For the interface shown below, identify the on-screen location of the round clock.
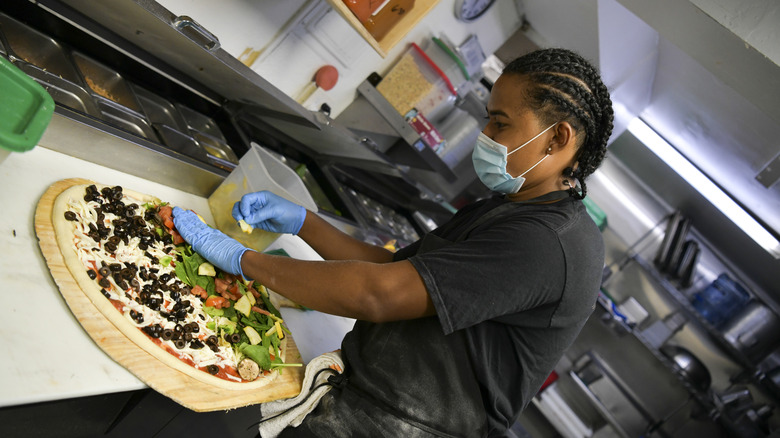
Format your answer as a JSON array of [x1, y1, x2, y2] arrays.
[[454, 0, 497, 22]]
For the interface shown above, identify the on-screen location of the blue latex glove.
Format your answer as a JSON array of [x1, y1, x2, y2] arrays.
[[231, 191, 306, 235], [172, 207, 252, 278]]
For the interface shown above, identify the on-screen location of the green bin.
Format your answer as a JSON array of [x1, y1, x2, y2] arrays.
[[0, 56, 55, 163]]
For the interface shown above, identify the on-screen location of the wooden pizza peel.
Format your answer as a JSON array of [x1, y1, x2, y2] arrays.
[[34, 178, 304, 412]]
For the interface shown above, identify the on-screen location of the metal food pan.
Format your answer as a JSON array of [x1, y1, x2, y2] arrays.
[[17, 62, 101, 118], [175, 103, 227, 141], [152, 123, 208, 162], [96, 99, 157, 141], [0, 13, 82, 83], [72, 51, 143, 114], [132, 84, 189, 132], [192, 130, 238, 167]]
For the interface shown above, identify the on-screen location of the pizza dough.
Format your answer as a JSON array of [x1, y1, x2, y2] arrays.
[[52, 183, 287, 391]]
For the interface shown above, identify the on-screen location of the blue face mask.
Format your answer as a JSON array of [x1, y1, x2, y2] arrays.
[[471, 123, 558, 194]]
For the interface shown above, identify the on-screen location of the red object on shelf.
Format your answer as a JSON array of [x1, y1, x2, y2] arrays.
[[538, 370, 559, 393], [407, 111, 445, 152]]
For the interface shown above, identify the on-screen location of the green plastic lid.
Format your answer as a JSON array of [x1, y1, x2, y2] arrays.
[[0, 56, 55, 153]]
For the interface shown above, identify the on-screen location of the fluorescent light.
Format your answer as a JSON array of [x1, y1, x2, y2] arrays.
[[627, 118, 780, 259]]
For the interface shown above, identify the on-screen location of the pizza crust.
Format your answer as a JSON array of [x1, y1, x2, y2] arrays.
[[52, 183, 285, 391]]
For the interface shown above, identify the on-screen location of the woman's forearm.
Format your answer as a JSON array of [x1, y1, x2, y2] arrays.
[[240, 251, 434, 322], [297, 210, 395, 263]]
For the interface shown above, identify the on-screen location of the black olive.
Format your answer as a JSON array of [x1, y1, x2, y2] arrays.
[[88, 231, 101, 241], [188, 322, 199, 333], [169, 291, 180, 301], [174, 339, 186, 349], [88, 223, 98, 233], [207, 365, 219, 375], [130, 279, 141, 293], [138, 242, 148, 251], [181, 286, 191, 296], [206, 335, 218, 345], [83, 194, 93, 202], [133, 216, 146, 227], [101, 187, 112, 197], [87, 184, 98, 194], [108, 236, 121, 245], [86, 269, 97, 280], [109, 263, 121, 272], [64, 211, 77, 221], [98, 266, 111, 277], [161, 329, 173, 341], [101, 289, 111, 298], [229, 333, 241, 343], [98, 278, 110, 288], [190, 340, 204, 349], [183, 332, 193, 342], [174, 324, 183, 334], [104, 242, 117, 253], [120, 268, 133, 279]]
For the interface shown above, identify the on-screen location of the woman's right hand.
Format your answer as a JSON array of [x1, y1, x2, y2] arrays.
[[231, 191, 307, 235]]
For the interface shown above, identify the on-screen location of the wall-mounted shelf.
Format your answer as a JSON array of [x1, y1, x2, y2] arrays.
[[324, 0, 441, 58], [602, 214, 780, 408]]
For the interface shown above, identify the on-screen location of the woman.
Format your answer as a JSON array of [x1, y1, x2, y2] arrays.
[[173, 47, 614, 437]]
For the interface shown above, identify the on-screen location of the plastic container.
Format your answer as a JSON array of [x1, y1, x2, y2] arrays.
[[0, 56, 54, 164], [691, 273, 751, 327], [376, 42, 456, 120], [208, 142, 317, 251]]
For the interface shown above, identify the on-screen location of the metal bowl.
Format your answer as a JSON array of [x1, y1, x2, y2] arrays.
[[661, 345, 712, 392]]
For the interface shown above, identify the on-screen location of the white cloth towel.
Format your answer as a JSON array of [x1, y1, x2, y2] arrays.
[[258, 350, 344, 438]]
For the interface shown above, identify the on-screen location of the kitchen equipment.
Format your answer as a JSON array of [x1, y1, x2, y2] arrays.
[[692, 273, 751, 327], [653, 211, 683, 271], [660, 345, 712, 392], [673, 240, 700, 288], [665, 217, 690, 274], [435, 106, 480, 168], [640, 311, 687, 349], [721, 300, 780, 362], [208, 143, 317, 251], [0, 56, 54, 164], [0, 12, 99, 118]]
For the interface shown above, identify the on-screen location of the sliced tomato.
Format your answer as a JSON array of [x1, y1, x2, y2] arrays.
[[205, 296, 229, 309], [170, 230, 185, 245], [158, 205, 173, 222], [192, 285, 208, 299], [215, 277, 229, 294]]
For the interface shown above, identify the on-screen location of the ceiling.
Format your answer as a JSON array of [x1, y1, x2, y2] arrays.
[[520, 0, 780, 242]]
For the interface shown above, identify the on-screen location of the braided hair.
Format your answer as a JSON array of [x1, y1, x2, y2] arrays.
[[503, 48, 614, 199]]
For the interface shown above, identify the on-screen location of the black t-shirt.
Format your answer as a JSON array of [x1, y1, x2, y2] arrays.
[[336, 195, 604, 436]]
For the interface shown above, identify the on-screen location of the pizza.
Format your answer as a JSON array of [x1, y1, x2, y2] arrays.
[[52, 182, 297, 390]]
